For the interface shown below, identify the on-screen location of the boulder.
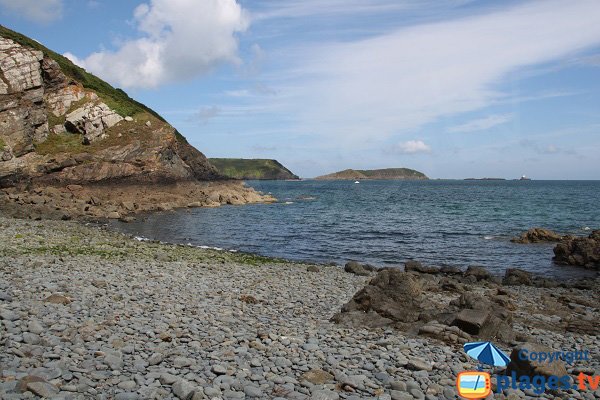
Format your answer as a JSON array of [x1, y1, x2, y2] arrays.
[[507, 343, 568, 378], [333, 269, 516, 341], [449, 292, 515, 341], [344, 261, 370, 276], [511, 228, 563, 244], [464, 266, 492, 281], [553, 231, 600, 270], [404, 260, 440, 274], [503, 268, 533, 286], [453, 309, 490, 335], [332, 269, 425, 325]]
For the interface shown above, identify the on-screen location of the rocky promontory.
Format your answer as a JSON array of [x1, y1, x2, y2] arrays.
[[315, 168, 428, 180], [209, 158, 299, 180], [0, 25, 273, 221]]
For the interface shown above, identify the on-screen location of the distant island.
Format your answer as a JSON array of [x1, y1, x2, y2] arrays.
[[315, 168, 428, 180], [464, 178, 506, 181], [209, 158, 299, 180]]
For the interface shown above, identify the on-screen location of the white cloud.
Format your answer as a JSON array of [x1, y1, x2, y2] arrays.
[[189, 106, 222, 124], [0, 0, 63, 23], [387, 140, 431, 154], [283, 0, 600, 145], [448, 113, 513, 133], [70, 0, 249, 88]]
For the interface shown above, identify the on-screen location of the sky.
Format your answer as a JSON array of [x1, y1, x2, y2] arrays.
[[1, 0, 600, 179]]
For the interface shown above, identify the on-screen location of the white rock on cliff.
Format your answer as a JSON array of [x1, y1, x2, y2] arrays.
[[0, 38, 43, 94], [65, 102, 123, 144]]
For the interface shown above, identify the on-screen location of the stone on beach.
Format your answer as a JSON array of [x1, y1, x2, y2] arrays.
[[344, 261, 371, 276]]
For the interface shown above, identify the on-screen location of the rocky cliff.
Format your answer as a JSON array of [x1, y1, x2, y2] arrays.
[[209, 158, 299, 180], [0, 26, 273, 220], [315, 168, 428, 180]]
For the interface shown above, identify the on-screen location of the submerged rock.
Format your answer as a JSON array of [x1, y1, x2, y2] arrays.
[[511, 228, 563, 244]]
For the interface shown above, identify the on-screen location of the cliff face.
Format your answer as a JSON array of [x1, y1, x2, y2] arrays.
[[315, 168, 428, 180], [0, 26, 274, 220], [209, 158, 299, 180], [0, 27, 221, 188]]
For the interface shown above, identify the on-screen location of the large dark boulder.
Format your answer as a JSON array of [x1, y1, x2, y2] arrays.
[[511, 228, 563, 244], [450, 292, 515, 342], [332, 269, 515, 342], [336, 270, 425, 323], [553, 231, 600, 270], [507, 343, 568, 378]]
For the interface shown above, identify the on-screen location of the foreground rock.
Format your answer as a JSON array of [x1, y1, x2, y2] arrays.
[[553, 230, 600, 270], [511, 228, 563, 244], [508, 343, 569, 378], [332, 267, 516, 343]]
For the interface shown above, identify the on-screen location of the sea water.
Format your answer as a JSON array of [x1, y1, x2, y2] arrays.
[[114, 180, 600, 278]]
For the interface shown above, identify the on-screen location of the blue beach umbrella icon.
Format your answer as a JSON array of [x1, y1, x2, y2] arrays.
[[464, 341, 511, 368]]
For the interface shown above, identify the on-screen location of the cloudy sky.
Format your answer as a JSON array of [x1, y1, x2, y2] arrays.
[[2, 0, 600, 179]]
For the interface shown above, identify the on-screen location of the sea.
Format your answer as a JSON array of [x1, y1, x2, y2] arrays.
[[113, 180, 600, 278]]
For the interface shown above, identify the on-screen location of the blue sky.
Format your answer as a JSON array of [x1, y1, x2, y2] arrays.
[[2, 0, 600, 179]]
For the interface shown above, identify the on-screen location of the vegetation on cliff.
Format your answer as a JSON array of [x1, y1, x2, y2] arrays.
[[209, 158, 299, 180], [0, 26, 220, 187], [315, 168, 428, 180]]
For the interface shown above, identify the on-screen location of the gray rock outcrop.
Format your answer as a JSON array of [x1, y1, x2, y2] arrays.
[[553, 230, 600, 270]]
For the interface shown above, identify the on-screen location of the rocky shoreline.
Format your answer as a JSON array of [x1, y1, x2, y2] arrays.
[[0, 217, 598, 400], [0, 181, 276, 222]]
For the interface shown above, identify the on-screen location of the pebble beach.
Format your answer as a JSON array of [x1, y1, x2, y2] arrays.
[[0, 217, 598, 400]]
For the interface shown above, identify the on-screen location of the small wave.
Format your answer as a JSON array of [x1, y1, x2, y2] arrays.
[[283, 201, 294, 205], [484, 236, 494, 240], [134, 236, 149, 242], [582, 227, 591, 231], [298, 196, 316, 201]]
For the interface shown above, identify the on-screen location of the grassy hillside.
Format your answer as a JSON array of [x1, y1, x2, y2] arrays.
[[316, 168, 428, 180], [357, 168, 427, 180], [209, 158, 299, 180], [0, 24, 187, 144]]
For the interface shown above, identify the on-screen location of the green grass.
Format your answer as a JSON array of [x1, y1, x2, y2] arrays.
[[209, 158, 299, 180], [0, 137, 5, 150], [0, 24, 187, 144], [357, 168, 428, 179], [35, 133, 85, 155]]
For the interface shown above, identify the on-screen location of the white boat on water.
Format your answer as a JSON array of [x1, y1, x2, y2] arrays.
[[354, 181, 360, 184]]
